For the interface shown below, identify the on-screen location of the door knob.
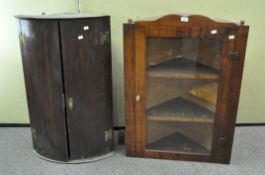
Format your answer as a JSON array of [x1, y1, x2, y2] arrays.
[[136, 95, 141, 102]]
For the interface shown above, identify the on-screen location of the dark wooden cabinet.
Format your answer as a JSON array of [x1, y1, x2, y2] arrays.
[[16, 14, 113, 162], [124, 14, 249, 163]]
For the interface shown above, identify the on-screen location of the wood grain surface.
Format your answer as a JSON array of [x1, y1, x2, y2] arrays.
[[124, 14, 249, 163]]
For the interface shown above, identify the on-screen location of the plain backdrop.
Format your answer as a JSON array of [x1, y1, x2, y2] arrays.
[[0, 0, 264, 126]]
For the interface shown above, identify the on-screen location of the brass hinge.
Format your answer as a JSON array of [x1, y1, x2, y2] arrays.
[[228, 51, 240, 60], [100, 31, 110, 45], [218, 136, 227, 145], [104, 129, 112, 142], [95, 31, 110, 45], [19, 33, 25, 45]]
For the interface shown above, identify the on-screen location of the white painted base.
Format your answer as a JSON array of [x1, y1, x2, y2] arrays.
[[33, 150, 114, 164]]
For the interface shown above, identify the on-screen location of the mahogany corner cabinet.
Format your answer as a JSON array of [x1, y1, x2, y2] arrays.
[[124, 14, 249, 164], [16, 13, 113, 163]]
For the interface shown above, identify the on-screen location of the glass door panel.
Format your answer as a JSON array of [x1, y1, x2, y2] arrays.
[[145, 37, 223, 155]]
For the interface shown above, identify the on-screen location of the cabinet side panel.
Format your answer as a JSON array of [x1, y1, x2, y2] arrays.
[[212, 26, 249, 163], [124, 24, 136, 156], [19, 20, 68, 161], [60, 17, 113, 160], [222, 26, 249, 163]]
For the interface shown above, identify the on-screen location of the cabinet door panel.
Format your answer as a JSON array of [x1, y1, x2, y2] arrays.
[[60, 17, 113, 159], [134, 24, 235, 162], [125, 15, 248, 163], [145, 37, 223, 156], [19, 20, 68, 161]]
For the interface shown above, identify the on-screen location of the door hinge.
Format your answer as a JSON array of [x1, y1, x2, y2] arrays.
[[19, 33, 25, 45], [218, 136, 227, 145], [228, 51, 240, 60], [104, 129, 113, 142]]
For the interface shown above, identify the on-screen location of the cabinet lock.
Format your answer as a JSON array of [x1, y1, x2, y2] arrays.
[[68, 97, 74, 110]]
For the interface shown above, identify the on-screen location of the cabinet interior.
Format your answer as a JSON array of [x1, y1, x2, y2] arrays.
[[145, 37, 222, 155]]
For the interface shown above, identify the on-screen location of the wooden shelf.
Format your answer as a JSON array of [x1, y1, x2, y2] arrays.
[[147, 58, 219, 80], [147, 97, 215, 123], [146, 131, 210, 155], [189, 82, 218, 106]]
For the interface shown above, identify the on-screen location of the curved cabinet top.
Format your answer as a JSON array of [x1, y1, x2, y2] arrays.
[[124, 14, 248, 40], [15, 12, 109, 21], [126, 13, 246, 28]]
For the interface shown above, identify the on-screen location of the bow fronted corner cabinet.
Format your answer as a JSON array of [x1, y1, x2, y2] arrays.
[[16, 13, 113, 163], [124, 14, 249, 164]]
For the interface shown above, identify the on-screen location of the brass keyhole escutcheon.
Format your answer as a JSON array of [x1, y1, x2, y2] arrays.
[[68, 97, 73, 110]]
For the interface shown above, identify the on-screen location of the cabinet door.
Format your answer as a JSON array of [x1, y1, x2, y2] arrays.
[[134, 23, 239, 163], [19, 20, 68, 161], [60, 17, 113, 159]]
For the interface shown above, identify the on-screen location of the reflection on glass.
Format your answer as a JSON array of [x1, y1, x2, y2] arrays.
[[145, 37, 223, 155]]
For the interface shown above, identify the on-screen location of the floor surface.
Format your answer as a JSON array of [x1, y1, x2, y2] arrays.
[[0, 127, 264, 175]]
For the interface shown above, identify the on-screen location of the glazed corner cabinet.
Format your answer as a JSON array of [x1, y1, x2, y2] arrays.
[[16, 14, 113, 163], [124, 14, 249, 163]]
